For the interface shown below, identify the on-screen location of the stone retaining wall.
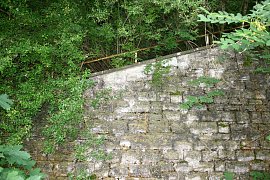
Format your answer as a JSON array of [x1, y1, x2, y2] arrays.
[[27, 47, 270, 179]]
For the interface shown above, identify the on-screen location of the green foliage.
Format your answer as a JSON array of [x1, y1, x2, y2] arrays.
[[42, 71, 92, 154], [83, 0, 202, 59], [180, 76, 224, 110], [90, 88, 117, 109], [0, 94, 13, 111], [68, 169, 97, 180], [223, 171, 234, 180], [0, 145, 46, 180], [0, 0, 92, 150], [266, 135, 270, 141], [223, 171, 270, 180], [144, 59, 171, 88], [198, 0, 270, 72], [180, 90, 224, 110], [250, 171, 270, 180], [75, 132, 112, 162], [0, 0, 203, 150]]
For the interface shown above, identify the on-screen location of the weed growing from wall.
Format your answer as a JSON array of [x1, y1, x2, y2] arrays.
[[180, 76, 224, 110], [223, 171, 270, 180], [144, 58, 171, 88], [75, 132, 112, 162], [90, 88, 116, 109]]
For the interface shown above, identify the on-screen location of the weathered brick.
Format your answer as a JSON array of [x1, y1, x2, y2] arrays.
[[226, 162, 249, 173], [236, 150, 255, 161], [201, 150, 218, 162], [121, 150, 141, 165], [256, 150, 270, 160], [218, 122, 230, 133]]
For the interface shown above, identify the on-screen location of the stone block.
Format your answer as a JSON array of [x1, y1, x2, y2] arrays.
[[240, 140, 261, 150], [260, 140, 270, 150], [148, 113, 162, 121], [158, 161, 175, 172], [197, 111, 219, 121], [150, 102, 163, 113], [141, 150, 162, 164], [219, 112, 235, 122], [120, 140, 131, 150], [174, 141, 193, 152], [214, 161, 225, 171], [208, 68, 224, 79], [170, 121, 188, 134], [256, 150, 270, 160], [163, 150, 180, 161], [177, 54, 191, 70], [111, 120, 129, 136], [208, 172, 224, 180], [193, 162, 214, 172], [251, 112, 263, 123], [236, 150, 255, 161], [121, 150, 141, 165], [225, 162, 249, 173], [248, 99, 263, 105], [162, 103, 180, 111], [184, 173, 208, 180], [109, 165, 129, 178], [218, 150, 236, 160], [170, 95, 182, 103], [148, 119, 170, 133], [162, 172, 181, 180], [212, 133, 231, 140], [174, 162, 192, 173], [201, 150, 218, 162], [250, 161, 268, 171], [128, 119, 148, 134], [189, 122, 217, 135], [235, 112, 250, 124], [184, 150, 202, 167], [129, 165, 151, 177], [132, 101, 151, 113], [163, 111, 180, 121], [218, 122, 230, 133]]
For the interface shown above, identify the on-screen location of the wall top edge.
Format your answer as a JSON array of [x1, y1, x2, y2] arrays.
[[90, 45, 218, 77]]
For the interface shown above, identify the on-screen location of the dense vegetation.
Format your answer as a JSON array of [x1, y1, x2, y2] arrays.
[[0, 0, 264, 158]]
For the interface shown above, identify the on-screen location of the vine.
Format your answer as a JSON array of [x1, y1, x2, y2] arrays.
[[144, 58, 171, 88]]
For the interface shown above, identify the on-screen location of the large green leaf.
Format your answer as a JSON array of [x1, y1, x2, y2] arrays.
[[266, 39, 270, 46], [0, 94, 13, 110], [6, 170, 24, 180]]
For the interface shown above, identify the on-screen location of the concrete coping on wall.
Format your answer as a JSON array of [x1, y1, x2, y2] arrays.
[[90, 45, 217, 77]]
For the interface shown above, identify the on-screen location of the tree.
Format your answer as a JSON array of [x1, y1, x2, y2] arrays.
[[199, 0, 270, 72]]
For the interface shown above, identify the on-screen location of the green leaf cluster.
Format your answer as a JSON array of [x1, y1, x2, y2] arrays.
[[223, 171, 234, 180], [180, 77, 224, 110], [250, 171, 270, 180], [0, 145, 46, 179], [180, 90, 224, 110], [188, 76, 221, 87]]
